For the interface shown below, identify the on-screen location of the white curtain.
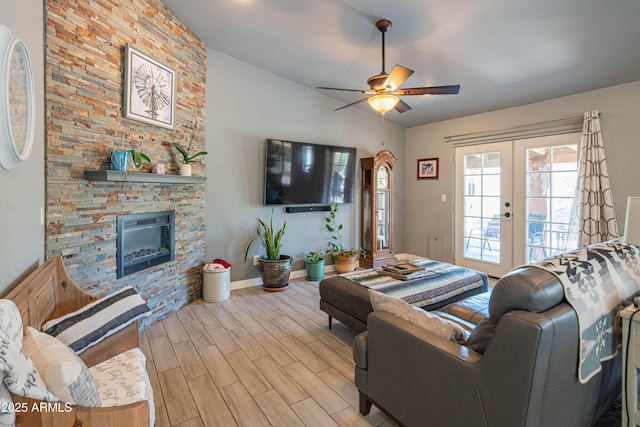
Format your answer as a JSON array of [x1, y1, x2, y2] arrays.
[[567, 110, 619, 247]]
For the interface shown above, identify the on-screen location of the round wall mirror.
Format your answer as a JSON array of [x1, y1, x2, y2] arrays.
[[0, 25, 35, 171]]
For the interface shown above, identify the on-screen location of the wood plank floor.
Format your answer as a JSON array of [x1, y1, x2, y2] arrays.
[[139, 276, 397, 427]]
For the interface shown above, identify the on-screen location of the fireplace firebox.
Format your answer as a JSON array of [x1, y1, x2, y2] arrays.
[[117, 211, 175, 278]]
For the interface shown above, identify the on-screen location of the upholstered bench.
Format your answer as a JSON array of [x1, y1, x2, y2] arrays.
[[319, 259, 489, 333]]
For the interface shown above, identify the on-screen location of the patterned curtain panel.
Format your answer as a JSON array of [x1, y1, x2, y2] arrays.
[[567, 110, 619, 247]]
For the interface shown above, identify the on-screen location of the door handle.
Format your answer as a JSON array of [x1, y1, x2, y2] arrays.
[[504, 212, 511, 218]]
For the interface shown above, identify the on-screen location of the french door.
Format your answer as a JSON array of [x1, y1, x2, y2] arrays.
[[454, 142, 513, 277], [454, 134, 580, 277]]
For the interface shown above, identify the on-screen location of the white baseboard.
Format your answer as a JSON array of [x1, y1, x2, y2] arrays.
[[229, 253, 421, 290]]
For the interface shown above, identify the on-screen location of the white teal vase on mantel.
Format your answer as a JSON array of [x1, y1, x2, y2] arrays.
[[179, 164, 192, 176]]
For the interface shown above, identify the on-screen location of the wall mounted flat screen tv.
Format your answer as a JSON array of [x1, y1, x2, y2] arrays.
[[264, 139, 357, 205]]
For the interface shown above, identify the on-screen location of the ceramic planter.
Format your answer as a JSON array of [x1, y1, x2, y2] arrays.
[[258, 255, 292, 291], [179, 163, 192, 176], [334, 252, 358, 274], [305, 259, 325, 280]]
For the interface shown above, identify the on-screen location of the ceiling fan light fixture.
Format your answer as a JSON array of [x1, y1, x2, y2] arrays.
[[367, 94, 399, 115]]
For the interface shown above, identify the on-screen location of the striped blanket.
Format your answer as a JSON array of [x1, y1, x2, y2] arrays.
[[529, 239, 640, 383], [340, 259, 488, 308]]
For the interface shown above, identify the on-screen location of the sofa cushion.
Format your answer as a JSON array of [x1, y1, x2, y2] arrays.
[[42, 286, 151, 354], [489, 266, 564, 323], [23, 326, 101, 407], [431, 311, 476, 332], [464, 317, 497, 354], [439, 291, 491, 325], [368, 290, 468, 343]]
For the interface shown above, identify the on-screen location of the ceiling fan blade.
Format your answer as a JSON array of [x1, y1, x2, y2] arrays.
[[395, 99, 412, 113], [316, 86, 368, 94], [383, 65, 414, 90], [333, 98, 369, 111], [396, 85, 461, 96]]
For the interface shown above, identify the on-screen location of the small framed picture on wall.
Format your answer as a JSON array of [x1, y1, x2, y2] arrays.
[[417, 158, 439, 180]]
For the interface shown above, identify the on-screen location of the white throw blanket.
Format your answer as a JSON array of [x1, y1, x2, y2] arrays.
[[529, 239, 640, 383]]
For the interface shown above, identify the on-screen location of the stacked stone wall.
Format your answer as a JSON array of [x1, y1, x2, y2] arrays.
[[45, 0, 207, 328]]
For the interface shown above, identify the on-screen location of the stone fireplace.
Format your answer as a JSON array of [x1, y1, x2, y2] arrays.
[[44, 0, 207, 329]]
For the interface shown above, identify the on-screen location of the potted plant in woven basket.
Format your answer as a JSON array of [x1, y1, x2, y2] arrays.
[[244, 208, 292, 291]]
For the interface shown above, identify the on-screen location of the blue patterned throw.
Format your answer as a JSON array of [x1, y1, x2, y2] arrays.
[[340, 259, 488, 308], [529, 239, 640, 383]]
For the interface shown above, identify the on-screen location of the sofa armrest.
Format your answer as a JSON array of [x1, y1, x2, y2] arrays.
[[353, 331, 368, 369], [364, 311, 481, 426], [365, 309, 556, 427]]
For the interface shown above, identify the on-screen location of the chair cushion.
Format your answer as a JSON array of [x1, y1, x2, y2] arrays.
[[23, 326, 101, 407], [89, 348, 155, 427], [368, 290, 468, 343], [42, 286, 151, 354]]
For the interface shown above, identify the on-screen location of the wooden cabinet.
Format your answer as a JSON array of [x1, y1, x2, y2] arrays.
[[360, 150, 398, 268]]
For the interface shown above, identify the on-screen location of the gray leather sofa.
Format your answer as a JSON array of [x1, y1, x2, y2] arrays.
[[353, 265, 622, 427]]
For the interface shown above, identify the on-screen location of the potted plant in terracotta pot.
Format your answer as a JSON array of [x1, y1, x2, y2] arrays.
[[304, 250, 325, 281], [173, 121, 207, 176], [244, 208, 293, 291], [325, 204, 364, 274]]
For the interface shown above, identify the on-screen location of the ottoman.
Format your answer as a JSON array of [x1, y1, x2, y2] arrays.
[[319, 262, 489, 333]]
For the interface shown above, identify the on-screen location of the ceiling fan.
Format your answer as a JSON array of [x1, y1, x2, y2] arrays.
[[316, 19, 460, 115]]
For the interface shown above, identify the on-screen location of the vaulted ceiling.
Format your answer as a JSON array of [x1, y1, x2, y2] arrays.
[[161, 0, 640, 128]]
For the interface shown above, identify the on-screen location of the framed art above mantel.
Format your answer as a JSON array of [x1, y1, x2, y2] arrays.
[[123, 44, 176, 129]]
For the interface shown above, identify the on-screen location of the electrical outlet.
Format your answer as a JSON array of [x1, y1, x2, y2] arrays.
[[253, 255, 260, 266]]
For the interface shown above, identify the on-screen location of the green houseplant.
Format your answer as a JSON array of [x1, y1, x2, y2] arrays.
[[173, 121, 207, 176], [244, 208, 292, 291], [128, 149, 151, 169], [304, 250, 325, 281], [325, 204, 364, 274]]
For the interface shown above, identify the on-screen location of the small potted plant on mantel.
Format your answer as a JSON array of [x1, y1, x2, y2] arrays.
[[128, 148, 151, 170], [325, 204, 364, 274], [173, 121, 207, 176]]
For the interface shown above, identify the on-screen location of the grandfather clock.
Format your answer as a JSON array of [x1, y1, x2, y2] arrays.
[[360, 150, 398, 268]]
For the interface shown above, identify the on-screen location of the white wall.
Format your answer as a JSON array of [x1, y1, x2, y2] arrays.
[[0, 0, 45, 292], [204, 50, 406, 281], [405, 81, 640, 263]]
